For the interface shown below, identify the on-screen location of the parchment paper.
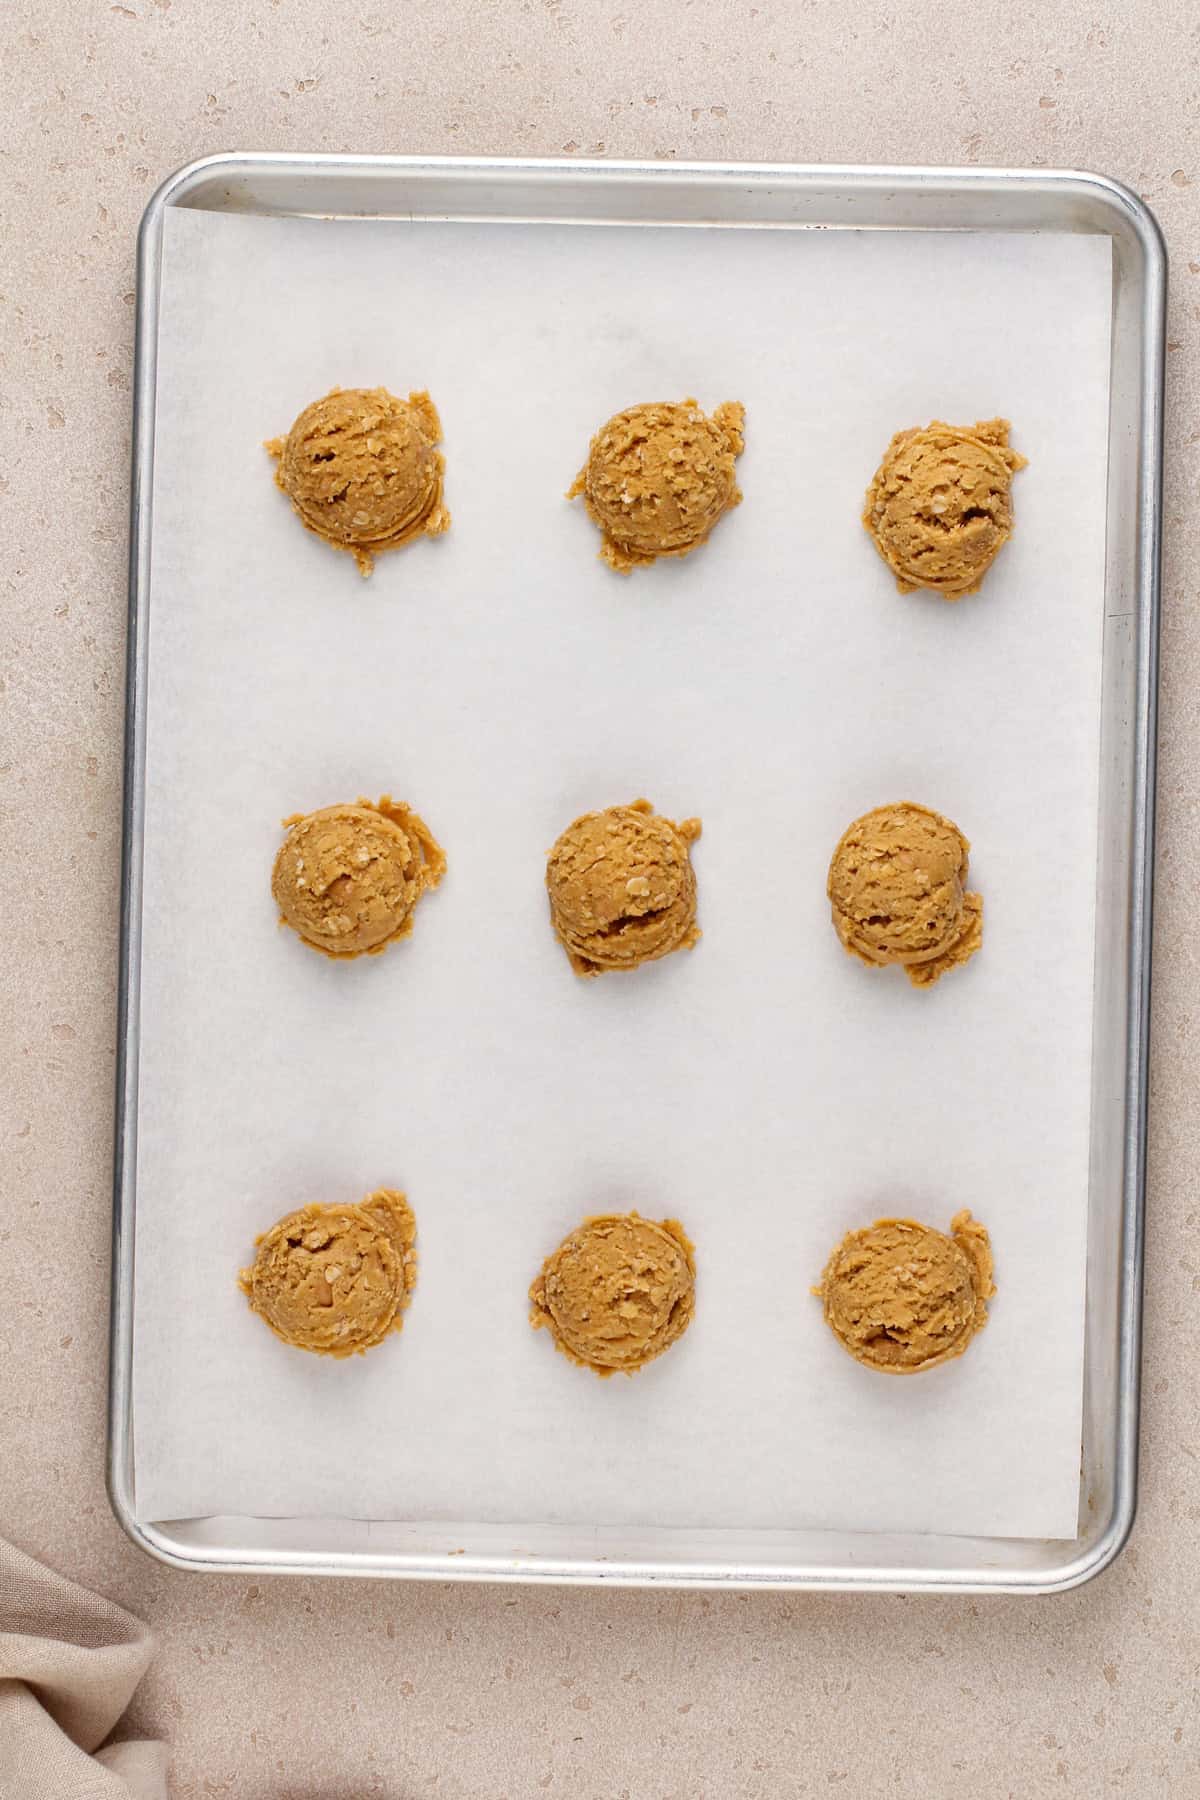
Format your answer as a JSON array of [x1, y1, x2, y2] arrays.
[[132, 206, 1111, 1540]]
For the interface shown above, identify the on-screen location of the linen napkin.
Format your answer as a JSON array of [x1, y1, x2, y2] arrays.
[[0, 1537, 166, 1799]]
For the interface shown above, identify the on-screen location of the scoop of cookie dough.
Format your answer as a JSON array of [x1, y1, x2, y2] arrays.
[[862, 418, 1026, 600], [266, 386, 449, 575], [568, 398, 745, 572], [239, 1188, 417, 1358], [546, 798, 701, 977], [827, 801, 982, 987], [272, 795, 446, 960], [530, 1212, 696, 1375], [815, 1211, 994, 1374]]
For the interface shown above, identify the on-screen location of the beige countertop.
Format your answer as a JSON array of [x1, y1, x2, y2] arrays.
[[3, 1, 1198, 1794]]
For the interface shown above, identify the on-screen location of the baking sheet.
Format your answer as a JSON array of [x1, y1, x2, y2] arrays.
[[132, 207, 1111, 1540]]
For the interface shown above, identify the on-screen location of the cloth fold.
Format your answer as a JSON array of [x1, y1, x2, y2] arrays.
[[0, 1537, 166, 1800]]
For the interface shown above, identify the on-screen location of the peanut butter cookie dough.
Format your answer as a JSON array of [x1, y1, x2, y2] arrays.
[[240, 1188, 417, 1358], [863, 418, 1026, 600], [569, 398, 745, 572], [530, 1212, 696, 1376], [546, 799, 701, 977], [272, 795, 446, 960], [814, 1211, 995, 1374], [266, 386, 449, 575], [827, 802, 982, 988]]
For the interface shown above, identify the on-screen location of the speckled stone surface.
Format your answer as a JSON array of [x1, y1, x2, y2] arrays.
[[2, 2, 1198, 1795]]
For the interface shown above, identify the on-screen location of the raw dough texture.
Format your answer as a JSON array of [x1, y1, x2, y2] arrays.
[[239, 1188, 417, 1358], [827, 801, 982, 987], [546, 799, 702, 977], [862, 418, 1026, 600], [815, 1211, 995, 1374], [530, 1212, 696, 1376], [568, 398, 745, 572], [272, 795, 446, 960], [266, 386, 449, 575]]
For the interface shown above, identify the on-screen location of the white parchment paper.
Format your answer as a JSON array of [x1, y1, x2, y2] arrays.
[[131, 207, 1111, 1540]]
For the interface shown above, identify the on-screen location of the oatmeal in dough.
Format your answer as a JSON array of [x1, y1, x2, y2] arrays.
[[546, 799, 701, 976], [530, 1212, 696, 1375], [827, 802, 982, 987], [863, 418, 1026, 599], [568, 398, 745, 572], [272, 795, 446, 960], [266, 386, 449, 575], [239, 1188, 417, 1358], [814, 1211, 995, 1374]]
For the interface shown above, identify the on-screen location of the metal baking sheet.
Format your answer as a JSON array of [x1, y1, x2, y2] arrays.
[[109, 155, 1164, 1592]]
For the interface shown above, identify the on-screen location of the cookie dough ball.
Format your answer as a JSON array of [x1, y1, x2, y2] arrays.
[[863, 418, 1026, 600], [827, 802, 982, 987], [530, 1212, 696, 1376], [272, 795, 446, 960], [568, 398, 745, 572], [546, 799, 701, 977], [239, 1188, 417, 1357], [815, 1211, 994, 1374], [266, 386, 449, 575]]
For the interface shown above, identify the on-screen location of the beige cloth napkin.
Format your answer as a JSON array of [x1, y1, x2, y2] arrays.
[[0, 1538, 167, 1800]]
